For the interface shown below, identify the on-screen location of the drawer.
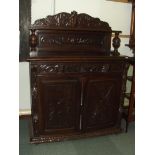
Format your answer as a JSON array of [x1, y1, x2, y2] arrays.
[[31, 62, 124, 74]]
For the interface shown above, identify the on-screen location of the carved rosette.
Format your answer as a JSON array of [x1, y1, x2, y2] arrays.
[[31, 64, 39, 136]]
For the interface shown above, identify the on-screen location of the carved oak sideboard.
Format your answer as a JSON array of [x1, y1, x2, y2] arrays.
[[28, 11, 128, 143]]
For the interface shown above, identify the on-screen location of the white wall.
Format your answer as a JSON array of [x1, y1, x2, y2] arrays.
[[19, 0, 133, 113], [19, 62, 31, 112], [55, 0, 132, 35], [55, 0, 132, 56], [19, 0, 55, 113], [31, 0, 55, 23]]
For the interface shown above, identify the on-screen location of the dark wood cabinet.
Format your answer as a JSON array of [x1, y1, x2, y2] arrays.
[[29, 58, 127, 143], [28, 11, 128, 143]]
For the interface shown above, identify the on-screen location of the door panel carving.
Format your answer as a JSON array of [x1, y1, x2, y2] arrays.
[[83, 77, 121, 131], [38, 77, 81, 134]]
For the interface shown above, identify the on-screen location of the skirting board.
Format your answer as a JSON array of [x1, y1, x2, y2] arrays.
[[106, 0, 130, 3], [19, 109, 31, 119]]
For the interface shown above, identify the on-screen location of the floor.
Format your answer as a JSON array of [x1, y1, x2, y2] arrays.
[[19, 120, 135, 155]]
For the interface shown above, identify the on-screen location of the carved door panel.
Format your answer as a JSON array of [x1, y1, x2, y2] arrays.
[[82, 75, 121, 132], [37, 76, 81, 135]]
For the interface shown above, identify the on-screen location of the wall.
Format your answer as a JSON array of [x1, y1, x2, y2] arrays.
[[19, 0, 132, 114], [19, 62, 31, 114], [31, 0, 55, 23]]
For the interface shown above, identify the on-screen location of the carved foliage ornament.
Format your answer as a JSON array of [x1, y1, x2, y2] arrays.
[[39, 34, 104, 47], [88, 84, 115, 126], [32, 63, 124, 74], [32, 11, 111, 31], [34, 63, 110, 73]]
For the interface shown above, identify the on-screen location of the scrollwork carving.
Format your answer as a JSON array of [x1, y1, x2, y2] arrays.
[[38, 64, 64, 73], [81, 64, 109, 73], [33, 63, 110, 74], [39, 34, 104, 47], [32, 11, 111, 31], [86, 82, 116, 126], [31, 65, 40, 136]]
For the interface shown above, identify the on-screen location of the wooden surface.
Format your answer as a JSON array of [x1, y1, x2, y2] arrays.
[[28, 11, 128, 143], [29, 11, 122, 57]]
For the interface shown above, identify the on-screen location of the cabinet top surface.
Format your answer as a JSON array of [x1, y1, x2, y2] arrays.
[[27, 55, 128, 62]]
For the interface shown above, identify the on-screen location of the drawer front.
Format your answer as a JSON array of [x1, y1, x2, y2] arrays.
[[31, 62, 124, 74]]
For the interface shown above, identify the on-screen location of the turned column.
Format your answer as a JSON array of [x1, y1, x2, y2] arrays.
[[29, 29, 37, 57], [112, 31, 121, 56]]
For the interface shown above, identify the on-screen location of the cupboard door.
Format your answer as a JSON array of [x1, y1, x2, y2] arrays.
[[82, 75, 121, 131], [37, 76, 81, 135]]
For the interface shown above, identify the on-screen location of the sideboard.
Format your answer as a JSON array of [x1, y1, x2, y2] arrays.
[[28, 11, 128, 143]]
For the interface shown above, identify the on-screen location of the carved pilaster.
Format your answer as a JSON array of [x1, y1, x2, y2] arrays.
[[31, 64, 39, 136]]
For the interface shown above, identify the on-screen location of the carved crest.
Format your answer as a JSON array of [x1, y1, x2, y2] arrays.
[[32, 11, 111, 31]]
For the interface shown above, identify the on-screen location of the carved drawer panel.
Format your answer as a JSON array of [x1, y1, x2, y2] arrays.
[[31, 62, 123, 74], [36, 31, 107, 53]]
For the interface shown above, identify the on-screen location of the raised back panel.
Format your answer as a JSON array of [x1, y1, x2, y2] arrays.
[[29, 11, 112, 57]]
